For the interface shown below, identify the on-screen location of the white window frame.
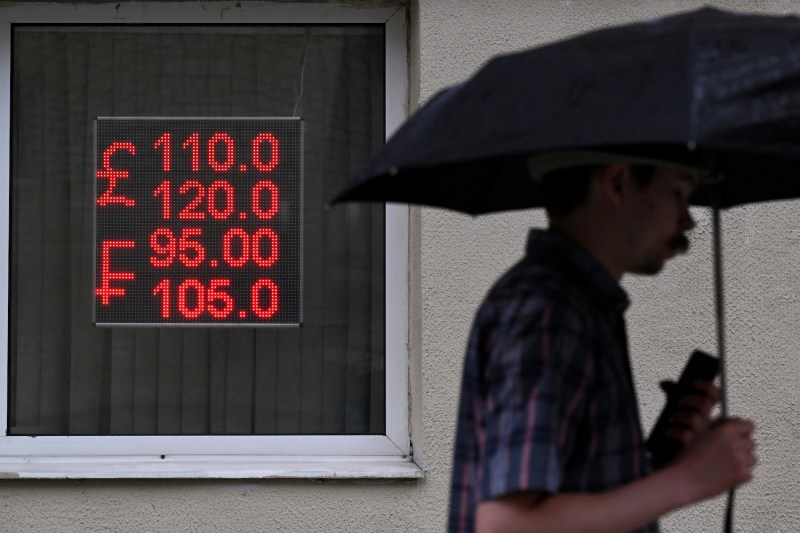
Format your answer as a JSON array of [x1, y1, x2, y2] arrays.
[[0, 1, 418, 480]]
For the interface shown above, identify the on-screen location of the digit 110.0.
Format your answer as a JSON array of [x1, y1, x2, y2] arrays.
[[153, 278, 279, 320], [153, 132, 279, 173]]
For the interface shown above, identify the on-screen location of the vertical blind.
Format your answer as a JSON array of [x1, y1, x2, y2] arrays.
[[9, 26, 386, 436]]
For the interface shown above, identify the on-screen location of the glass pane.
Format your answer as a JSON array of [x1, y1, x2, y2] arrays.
[[9, 25, 385, 436]]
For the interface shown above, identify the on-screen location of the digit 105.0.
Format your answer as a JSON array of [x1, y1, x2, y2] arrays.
[[152, 278, 279, 320]]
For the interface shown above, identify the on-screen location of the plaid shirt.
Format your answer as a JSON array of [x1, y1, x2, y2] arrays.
[[448, 229, 656, 533]]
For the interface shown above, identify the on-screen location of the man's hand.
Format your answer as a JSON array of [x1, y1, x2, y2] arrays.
[[659, 378, 719, 449], [660, 379, 757, 499], [669, 417, 757, 502]]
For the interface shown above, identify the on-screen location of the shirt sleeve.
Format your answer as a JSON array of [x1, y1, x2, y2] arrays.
[[474, 298, 595, 502]]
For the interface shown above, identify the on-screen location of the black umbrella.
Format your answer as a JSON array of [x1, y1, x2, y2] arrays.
[[334, 7, 800, 531], [335, 7, 800, 213]]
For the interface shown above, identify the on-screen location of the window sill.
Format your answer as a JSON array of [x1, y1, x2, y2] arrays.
[[0, 457, 427, 480]]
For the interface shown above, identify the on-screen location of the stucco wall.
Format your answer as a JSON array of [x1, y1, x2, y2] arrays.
[[0, 1, 799, 532], [416, 1, 800, 532]]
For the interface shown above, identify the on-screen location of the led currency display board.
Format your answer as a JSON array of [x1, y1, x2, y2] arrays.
[[95, 118, 302, 326]]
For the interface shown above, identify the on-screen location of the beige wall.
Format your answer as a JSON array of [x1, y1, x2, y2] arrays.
[[1, 1, 799, 531], [415, 1, 800, 532]]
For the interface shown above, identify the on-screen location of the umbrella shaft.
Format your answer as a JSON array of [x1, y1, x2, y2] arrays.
[[712, 204, 728, 419], [713, 201, 735, 533]]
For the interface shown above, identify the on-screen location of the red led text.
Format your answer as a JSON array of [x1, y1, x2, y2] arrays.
[[97, 142, 136, 207], [153, 277, 278, 320], [153, 179, 277, 221], [96, 240, 136, 305], [154, 132, 279, 173], [95, 120, 300, 325]]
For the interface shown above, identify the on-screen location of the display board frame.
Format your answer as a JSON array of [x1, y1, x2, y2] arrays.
[[93, 116, 304, 327]]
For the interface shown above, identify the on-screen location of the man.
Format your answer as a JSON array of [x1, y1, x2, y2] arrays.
[[448, 162, 757, 533]]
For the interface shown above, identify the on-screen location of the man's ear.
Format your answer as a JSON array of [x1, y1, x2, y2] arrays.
[[596, 163, 631, 208]]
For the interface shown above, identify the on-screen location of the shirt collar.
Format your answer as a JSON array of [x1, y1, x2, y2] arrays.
[[525, 229, 630, 313]]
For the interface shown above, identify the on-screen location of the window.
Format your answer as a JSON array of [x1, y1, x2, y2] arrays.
[[0, 2, 415, 479]]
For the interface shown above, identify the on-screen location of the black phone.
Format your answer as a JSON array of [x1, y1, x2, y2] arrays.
[[646, 350, 720, 467]]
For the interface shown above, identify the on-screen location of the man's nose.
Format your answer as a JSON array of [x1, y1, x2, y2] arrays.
[[679, 206, 695, 231]]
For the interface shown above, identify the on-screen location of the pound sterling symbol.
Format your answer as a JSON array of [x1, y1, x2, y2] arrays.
[[97, 142, 136, 207]]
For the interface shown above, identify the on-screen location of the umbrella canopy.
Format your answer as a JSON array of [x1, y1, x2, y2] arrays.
[[334, 7, 800, 214]]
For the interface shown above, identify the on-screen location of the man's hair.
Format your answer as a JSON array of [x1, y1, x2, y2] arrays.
[[540, 164, 656, 217]]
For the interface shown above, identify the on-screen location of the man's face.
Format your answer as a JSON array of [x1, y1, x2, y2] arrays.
[[625, 165, 697, 275]]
